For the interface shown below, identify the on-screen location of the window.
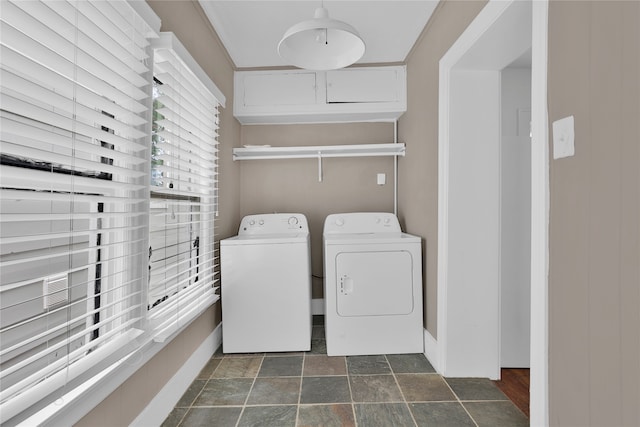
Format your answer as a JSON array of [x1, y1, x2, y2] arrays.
[[0, 1, 158, 423], [147, 33, 222, 342], [0, 3, 226, 423]]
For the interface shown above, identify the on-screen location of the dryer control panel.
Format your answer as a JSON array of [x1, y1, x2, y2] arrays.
[[324, 212, 402, 234], [239, 213, 309, 235]]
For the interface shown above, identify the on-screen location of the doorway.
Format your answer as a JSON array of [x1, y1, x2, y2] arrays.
[[436, 0, 549, 424], [500, 62, 531, 368]]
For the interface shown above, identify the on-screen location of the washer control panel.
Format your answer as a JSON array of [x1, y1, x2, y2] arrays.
[[239, 213, 309, 235], [324, 212, 402, 234]]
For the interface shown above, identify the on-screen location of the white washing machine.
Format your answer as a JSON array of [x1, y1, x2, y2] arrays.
[[323, 212, 423, 356], [221, 213, 311, 353]]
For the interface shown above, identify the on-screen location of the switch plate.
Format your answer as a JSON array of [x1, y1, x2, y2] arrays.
[[377, 173, 386, 185], [552, 115, 575, 159]]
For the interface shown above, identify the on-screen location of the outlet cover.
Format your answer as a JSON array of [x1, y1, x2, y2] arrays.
[[552, 116, 575, 159], [43, 273, 69, 309]]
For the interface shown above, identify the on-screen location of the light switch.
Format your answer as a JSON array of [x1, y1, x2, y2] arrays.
[[377, 173, 386, 185], [552, 116, 575, 159]]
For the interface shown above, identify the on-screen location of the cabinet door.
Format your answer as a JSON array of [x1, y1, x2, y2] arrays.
[[326, 68, 400, 103], [242, 72, 317, 107]]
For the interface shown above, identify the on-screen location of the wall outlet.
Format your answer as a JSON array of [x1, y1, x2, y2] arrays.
[[552, 116, 575, 159], [377, 173, 386, 185], [43, 273, 69, 309]]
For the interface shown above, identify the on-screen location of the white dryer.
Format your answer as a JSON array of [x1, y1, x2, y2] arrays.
[[221, 213, 311, 353], [323, 212, 423, 356]]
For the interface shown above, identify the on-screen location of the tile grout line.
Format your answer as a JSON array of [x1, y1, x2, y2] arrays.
[[295, 351, 305, 426], [176, 357, 218, 427], [441, 377, 480, 427], [174, 403, 189, 427], [385, 355, 420, 427], [234, 353, 265, 427], [344, 354, 358, 427]]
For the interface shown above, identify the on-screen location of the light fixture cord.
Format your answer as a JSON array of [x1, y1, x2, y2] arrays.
[[323, 0, 327, 45]]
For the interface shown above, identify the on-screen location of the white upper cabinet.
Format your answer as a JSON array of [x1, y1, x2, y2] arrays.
[[234, 66, 406, 124], [242, 72, 318, 107], [326, 68, 401, 104]]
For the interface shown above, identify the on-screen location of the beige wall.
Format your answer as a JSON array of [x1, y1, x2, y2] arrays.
[[77, 1, 240, 425], [240, 123, 396, 298], [399, 0, 487, 332], [547, 1, 639, 425]]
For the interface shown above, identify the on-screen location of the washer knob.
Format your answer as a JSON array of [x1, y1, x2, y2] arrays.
[[259, 219, 264, 225], [335, 217, 344, 226], [384, 217, 391, 224], [288, 216, 299, 226], [249, 219, 256, 226]]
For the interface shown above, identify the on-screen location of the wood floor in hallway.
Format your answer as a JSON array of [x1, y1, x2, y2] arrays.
[[493, 368, 530, 418]]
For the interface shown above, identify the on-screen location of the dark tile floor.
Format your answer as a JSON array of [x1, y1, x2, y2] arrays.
[[163, 317, 529, 427]]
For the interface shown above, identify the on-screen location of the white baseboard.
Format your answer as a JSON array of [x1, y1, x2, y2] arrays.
[[423, 329, 440, 373], [131, 323, 222, 427], [312, 298, 324, 315]]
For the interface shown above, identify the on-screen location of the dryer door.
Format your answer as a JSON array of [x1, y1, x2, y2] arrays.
[[335, 250, 414, 317]]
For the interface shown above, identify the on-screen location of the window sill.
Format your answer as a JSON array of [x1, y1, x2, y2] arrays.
[[18, 299, 218, 426], [153, 292, 220, 343]]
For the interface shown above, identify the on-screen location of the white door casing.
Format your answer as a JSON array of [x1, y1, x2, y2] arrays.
[[436, 0, 549, 425]]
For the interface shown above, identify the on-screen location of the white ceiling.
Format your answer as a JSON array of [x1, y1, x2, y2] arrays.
[[199, 1, 440, 69]]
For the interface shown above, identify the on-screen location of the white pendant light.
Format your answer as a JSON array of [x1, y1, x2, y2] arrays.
[[278, 6, 365, 71]]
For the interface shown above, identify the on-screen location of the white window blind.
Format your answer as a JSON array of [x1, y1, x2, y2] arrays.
[[148, 33, 221, 342], [0, 1, 157, 424]]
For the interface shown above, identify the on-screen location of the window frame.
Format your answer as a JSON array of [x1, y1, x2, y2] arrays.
[[145, 32, 223, 342], [0, 4, 229, 425]]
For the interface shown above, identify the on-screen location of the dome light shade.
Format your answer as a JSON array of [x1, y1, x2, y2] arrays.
[[278, 7, 365, 71]]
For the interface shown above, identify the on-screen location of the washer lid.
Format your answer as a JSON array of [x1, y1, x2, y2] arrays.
[[222, 232, 309, 246]]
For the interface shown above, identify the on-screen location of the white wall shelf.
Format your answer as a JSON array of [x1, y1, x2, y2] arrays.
[[232, 143, 405, 182], [233, 143, 405, 161]]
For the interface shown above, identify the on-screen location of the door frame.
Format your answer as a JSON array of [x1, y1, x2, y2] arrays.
[[435, 0, 549, 425]]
